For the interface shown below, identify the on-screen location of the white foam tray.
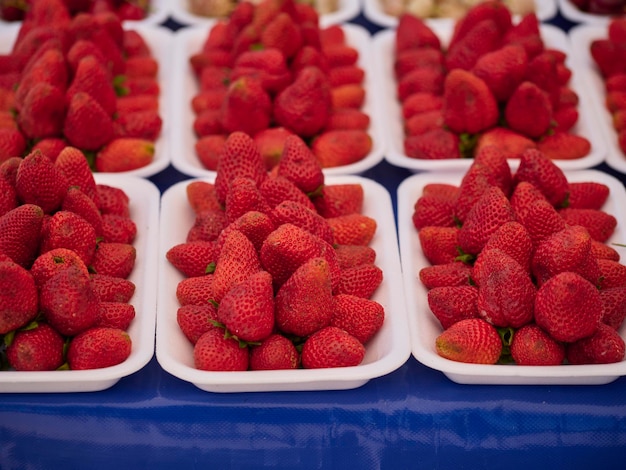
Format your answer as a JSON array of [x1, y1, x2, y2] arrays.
[[397, 169, 626, 385], [363, 0, 557, 29], [569, 24, 626, 174], [0, 175, 160, 393], [372, 22, 606, 172], [156, 175, 411, 393], [558, 0, 615, 26], [169, 23, 385, 178]]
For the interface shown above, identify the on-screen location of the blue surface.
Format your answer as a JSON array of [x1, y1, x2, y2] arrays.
[[2, 7, 626, 470]]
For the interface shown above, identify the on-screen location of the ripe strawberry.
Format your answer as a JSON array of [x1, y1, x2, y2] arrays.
[[40, 265, 100, 336], [590, 39, 625, 78], [64, 91, 115, 151], [253, 127, 292, 172], [419, 262, 473, 289], [313, 183, 364, 218], [395, 13, 441, 52], [273, 66, 332, 138], [427, 285, 478, 329], [113, 109, 162, 141], [123, 29, 152, 58], [327, 213, 377, 246], [401, 92, 443, 120], [502, 12, 544, 59], [510, 323, 565, 365], [217, 211, 276, 253], [457, 185, 515, 255], [591, 239, 620, 261], [15, 48, 68, 112], [217, 270, 275, 342], [312, 129, 372, 168], [418, 226, 461, 266], [95, 184, 130, 217], [67, 326, 132, 370], [223, 176, 271, 223], [552, 105, 578, 133], [7, 321, 65, 372], [30, 247, 90, 288], [334, 244, 376, 270], [600, 286, 626, 330], [40, 210, 97, 266], [471, 44, 528, 102], [29, 138, 67, 162], [333, 263, 383, 299], [328, 65, 365, 87], [96, 301, 135, 330], [186, 209, 227, 243], [445, 19, 503, 71], [17, 82, 66, 139], [301, 326, 365, 368], [55, 146, 98, 203], [394, 48, 444, 81], [220, 75, 272, 136], [597, 259, 626, 290], [435, 318, 502, 364], [0, 176, 18, 217], [536, 132, 591, 160], [404, 109, 444, 136], [62, 187, 104, 236], [101, 213, 136, 244], [0, 204, 44, 268], [0, 127, 26, 165], [271, 200, 333, 245], [291, 45, 329, 76], [260, 12, 302, 59], [397, 67, 445, 101], [15, 150, 69, 214], [559, 208, 617, 243], [259, 175, 315, 211], [66, 39, 109, 76], [124, 56, 158, 79], [166, 240, 219, 278], [473, 145, 513, 196], [194, 327, 249, 371], [524, 51, 562, 104], [90, 273, 135, 303], [90, 242, 136, 279], [325, 107, 370, 131], [276, 134, 324, 195], [176, 275, 214, 307], [186, 181, 222, 215], [177, 303, 219, 345], [66, 55, 117, 117], [249, 333, 299, 370], [330, 294, 384, 344], [474, 127, 537, 160], [504, 81, 553, 139], [0, 260, 39, 334], [95, 137, 154, 172], [566, 323, 625, 365], [404, 128, 461, 160], [482, 221, 533, 273], [514, 148, 569, 207], [534, 271, 603, 343], [330, 83, 365, 109]]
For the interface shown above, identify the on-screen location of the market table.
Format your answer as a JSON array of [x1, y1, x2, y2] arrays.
[[2, 6, 626, 469]]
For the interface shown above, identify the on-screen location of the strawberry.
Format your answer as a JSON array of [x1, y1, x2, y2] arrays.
[[394, 49, 444, 81], [259, 175, 315, 211], [62, 187, 104, 236], [536, 132, 591, 160], [394, 13, 441, 52], [166, 241, 219, 278], [514, 148, 569, 207], [0, 176, 18, 216], [30, 138, 67, 162], [481, 221, 533, 273], [471, 44, 528, 102], [67, 326, 132, 370], [0, 204, 44, 268], [90, 242, 135, 279], [334, 244, 376, 270], [558, 208, 617, 243], [502, 13, 544, 59], [260, 12, 302, 59], [17, 81, 66, 140], [0, 260, 39, 334], [96, 301, 135, 330], [401, 92, 443, 120], [330, 84, 365, 109], [443, 69, 499, 134], [566, 323, 625, 365], [177, 304, 219, 345], [333, 263, 383, 299], [600, 286, 626, 330], [291, 45, 329, 76], [427, 285, 478, 329], [124, 57, 158, 79], [418, 226, 461, 266], [223, 177, 272, 224], [435, 318, 502, 364], [445, 19, 503, 72], [504, 81, 553, 139], [249, 333, 299, 370], [590, 39, 625, 78], [40, 210, 97, 266], [524, 51, 562, 104], [64, 91, 115, 151], [552, 105, 578, 133], [176, 275, 214, 307], [192, 89, 227, 114], [591, 240, 620, 261], [40, 265, 100, 336], [474, 127, 537, 160], [271, 200, 333, 245], [66, 39, 109, 76], [194, 326, 249, 371], [123, 29, 152, 58], [6, 322, 65, 371], [220, 75, 272, 136], [397, 67, 445, 101], [534, 271, 603, 343], [95, 184, 130, 217], [313, 183, 364, 218], [186, 181, 222, 215], [330, 294, 384, 344], [55, 146, 98, 203], [101, 213, 136, 244], [510, 323, 565, 365], [186, 210, 227, 243], [113, 109, 162, 141], [404, 128, 461, 160], [66, 55, 117, 117], [15, 150, 69, 214], [273, 66, 332, 138], [195, 133, 225, 170], [328, 65, 365, 87], [276, 134, 324, 195], [323, 44, 359, 68], [597, 259, 626, 290], [217, 270, 275, 342], [473, 145, 513, 196], [15, 47, 68, 112], [90, 273, 135, 303], [404, 109, 444, 136], [95, 137, 154, 172], [326, 213, 377, 246], [419, 262, 473, 289], [217, 211, 276, 253], [325, 108, 370, 131], [253, 127, 293, 171], [0, 128, 26, 164], [312, 129, 372, 168], [301, 325, 365, 368], [30, 247, 89, 288]]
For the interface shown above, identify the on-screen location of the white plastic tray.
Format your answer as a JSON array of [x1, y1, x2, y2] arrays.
[[0, 175, 160, 393], [397, 169, 626, 385], [373, 23, 606, 172], [558, 0, 615, 26], [569, 24, 626, 174], [170, 23, 385, 178], [363, 0, 557, 28], [169, 0, 360, 27], [0, 24, 173, 178], [156, 175, 411, 392]]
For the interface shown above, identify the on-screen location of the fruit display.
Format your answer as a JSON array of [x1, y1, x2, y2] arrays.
[[0, 0, 162, 22], [398, 145, 626, 384], [157, 132, 410, 392], [373, 1, 605, 172], [169, 0, 384, 177], [0, 1, 172, 176]]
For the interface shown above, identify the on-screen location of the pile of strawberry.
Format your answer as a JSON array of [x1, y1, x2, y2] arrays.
[[1, 0, 153, 22], [394, 1, 591, 161], [0, 0, 162, 172], [414, 144, 626, 366], [166, 131, 385, 371], [189, 0, 373, 171], [589, 17, 626, 156], [0, 146, 138, 371]]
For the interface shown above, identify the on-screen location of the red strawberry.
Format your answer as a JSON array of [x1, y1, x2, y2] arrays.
[[445, 19, 503, 71], [6, 322, 65, 371], [96, 301, 135, 330], [536, 132, 591, 160], [327, 213, 377, 246], [510, 323, 565, 365], [597, 259, 626, 290], [66, 39, 109, 76], [67, 326, 132, 370], [0, 128, 26, 165], [90, 242, 136, 279], [101, 213, 136, 244], [404, 109, 444, 136], [301, 325, 365, 368], [534, 271, 603, 343], [504, 81, 553, 139], [502, 13, 544, 59], [474, 127, 537, 160], [291, 45, 329, 76], [401, 92, 443, 120], [55, 146, 98, 203], [66, 55, 117, 116], [271, 200, 333, 245], [95, 184, 130, 217], [123, 30, 152, 58], [40, 265, 100, 336], [177, 304, 219, 345], [404, 128, 461, 160], [224, 177, 272, 224], [176, 275, 214, 307], [193, 327, 249, 371], [17, 82, 66, 139], [419, 261, 473, 289], [217, 211, 276, 253], [328, 65, 365, 87], [325, 107, 370, 131], [600, 286, 626, 330], [40, 210, 97, 266], [0, 260, 39, 334], [217, 270, 275, 342], [15, 48, 68, 112], [590, 39, 625, 78], [394, 49, 444, 81], [591, 239, 620, 261], [95, 137, 155, 172], [514, 148, 570, 207], [435, 318, 502, 364], [312, 129, 372, 168], [418, 226, 461, 266], [395, 13, 441, 52], [472, 145, 513, 196], [333, 263, 383, 299], [566, 323, 625, 365], [330, 294, 384, 344], [29, 138, 67, 162], [30, 247, 90, 288], [0, 176, 17, 217], [62, 187, 104, 236], [559, 208, 617, 243], [124, 56, 158, 79], [253, 127, 293, 171], [276, 134, 325, 195], [90, 273, 135, 303], [186, 181, 222, 215], [552, 105, 578, 133], [186, 210, 227, 243], [64, 91, 115, 151], [330, 84, 365, 109], [397, 67, 445, 101], [249, 333, 299, 370], [220, 75, 272, 136], [260, 12, 302, 59], [259, 175, 316, 211], [0, 204, 44, 268], [166, 241, 219, 278], [113, 109, 162, 141], [334, 244, 376, 270], [313, 183, 364, 218], [427, 285, 478, 329], [481, 221, 533, 273], [15, 150, 69, 214], [471, 44, 528, 102]]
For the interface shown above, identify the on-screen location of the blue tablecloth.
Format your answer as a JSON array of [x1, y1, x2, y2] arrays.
[[2, 8, 626, 470]]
